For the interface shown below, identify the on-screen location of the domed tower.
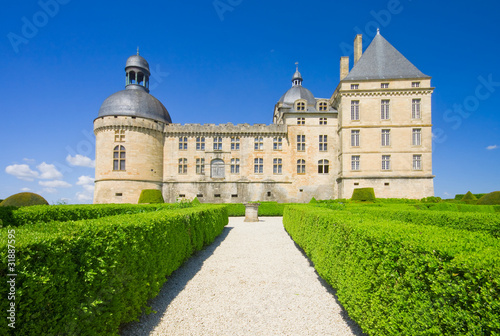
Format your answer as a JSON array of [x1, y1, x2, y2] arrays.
[[93, 51, 171, 204]]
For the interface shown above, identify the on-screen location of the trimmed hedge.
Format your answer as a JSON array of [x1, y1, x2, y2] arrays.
[[0, 192, 48, 207], [138, 189, 164, 204], [224, 202, 292, 216], [0, 205, 228, 335], [283, 205, 500, 335], [351, 188, 375, 201], [478, 191, 500, 205], [455, 193, 487, 201]]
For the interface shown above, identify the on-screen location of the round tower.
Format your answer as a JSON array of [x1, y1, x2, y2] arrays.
[[93, 51, 170, 204]]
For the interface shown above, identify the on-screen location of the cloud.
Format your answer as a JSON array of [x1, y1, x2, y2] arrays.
[[75, 175, 95, 203], [486, 145, 498, 150], [66, 154, 95, 168], [23, 158, 36, 164], [76, 192, 93, 202], [43, 188, 57, 194], [39, 180, 72, 188], [21, 187, 32, 192], [76, 176, 95, 185], [5, 164, 39, 181], [37, 162, 63, 180]]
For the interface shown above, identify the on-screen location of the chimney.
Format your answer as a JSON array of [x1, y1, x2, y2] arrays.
[[354, 34, 362, 65], [340, 56, 349, 81]]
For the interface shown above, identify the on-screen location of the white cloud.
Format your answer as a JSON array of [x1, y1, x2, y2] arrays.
[[5, 164, 39, 181], [43, 188, 57, 194], [39, 180, 72, 188], [75, 175, 95, 203], [23, 158, 36, 164], [21, 187, 32, 192], [66, 154, 95, 168], [76, 192, 93, 202], [486, 145, 498, 150], [37, 162, 63, 180], [76, 175, 95, 185]]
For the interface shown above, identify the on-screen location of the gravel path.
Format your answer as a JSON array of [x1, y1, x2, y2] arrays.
[[121, 217, 365, 336]]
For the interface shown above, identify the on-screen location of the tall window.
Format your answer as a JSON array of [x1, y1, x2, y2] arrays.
[[351, 155, 360, 171], [413, 154, 422, 170], [412, 82, 420, 88], [351, 101, 360, 120], [230, 158, 240, 174], [297, 135, 306, 151], [319, 135, 327, 151], [273, 137, 282, 151], [113, 145, 126, 171], [213, 136, 222, 151], [318, 159, 329, 174], [412, 99, 421, 119], [381, 100, 390, 120], [254, 137, 263, 150], [381, 83, 389, 88], [273, 158, 282, 175], [114, 130, 125, 142], [231, 137, 240, 150], [297, 159, 306, 174], [412, 128, 422, 146], [381, 129, 390, 147], [196, 158, 205, 175], [179, 136, 188, 150], [382, 155, 391, 171], [254, 158, 263, 174], [319, 117, 328, 125], [297, 117, 305, 125], [296, 102, 305, 111], [351, 84, 359, 90], [211, 159, 225, 178], [196, 137, 205, 151], [318, 102, 328, 111], [351, 130, 360, 147], [178, 158, 187, 174]]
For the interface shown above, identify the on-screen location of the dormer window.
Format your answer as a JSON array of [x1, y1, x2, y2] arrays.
[[296, 101, 306, 111], [318, 102, 328, 111], [351, 84, 359, 90], [381, 83, 389, 88]]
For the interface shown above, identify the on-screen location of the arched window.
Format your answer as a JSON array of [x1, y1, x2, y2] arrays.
[[318, 159, 329, 174], [297, 159, 306, 174], [113, 145, 126, 171], [211, 159, 225, 178], [129, 71, 136, 84]]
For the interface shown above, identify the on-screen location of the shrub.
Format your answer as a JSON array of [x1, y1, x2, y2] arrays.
[[478, 191, 500, 205], [421, 196, 442, 203], [0, 192, 48, 207], [0, 205, 228, 336], [309, 197, 317, 204], [138, 189, 164, 204], [351, 188, 375, 202], [455, 193, 487, 201], [192, 197, 201, 205], [461, 191, 477, 204]]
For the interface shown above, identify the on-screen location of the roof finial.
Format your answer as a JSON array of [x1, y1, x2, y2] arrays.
[[137, 46, 140, 55], [377, 28, 380, 35], [295, 61, 299, 71]]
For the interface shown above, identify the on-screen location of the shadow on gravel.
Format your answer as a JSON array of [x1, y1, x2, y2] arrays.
[[120, 226, 234, 336], [287, 234, 368, 336]]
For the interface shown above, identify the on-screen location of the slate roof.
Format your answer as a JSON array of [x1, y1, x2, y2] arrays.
[[344, 33, 430, 81]]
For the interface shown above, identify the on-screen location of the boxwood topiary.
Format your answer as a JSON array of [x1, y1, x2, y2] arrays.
[[138, 189, 164, 204], [0, 192, 49, 207], [192, 197, 201, 205], [309, 197, 318, 204], [351, 188, 375, 202], [477, 191, 500, 205], [461, 191, 477, 204]]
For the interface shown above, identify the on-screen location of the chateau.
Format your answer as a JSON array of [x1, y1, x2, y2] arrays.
[[93, 31, 434, 204]]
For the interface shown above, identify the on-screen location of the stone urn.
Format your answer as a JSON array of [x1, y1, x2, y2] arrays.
[[244, 202, 260, 222]]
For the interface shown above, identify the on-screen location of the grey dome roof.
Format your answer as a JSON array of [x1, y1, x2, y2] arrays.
[[126, 54, 150, 73], [98, 86, 172, 124], [279, 86, 316, 105]]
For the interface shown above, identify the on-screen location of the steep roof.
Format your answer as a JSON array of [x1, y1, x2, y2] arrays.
[[344, 33, 429, 81]]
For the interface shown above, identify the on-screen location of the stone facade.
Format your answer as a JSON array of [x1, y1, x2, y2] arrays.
[[94, 32, 435, 204]]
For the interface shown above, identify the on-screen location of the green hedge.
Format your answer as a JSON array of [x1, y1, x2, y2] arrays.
[[455, 193, 487, 200], [224, 202, 292, 216], [414, 202, 500, 213], [351, 188, 375, 201], [138, 189, 164, 204], [283, 205, 500, 335], [0, 205, 228, 336]]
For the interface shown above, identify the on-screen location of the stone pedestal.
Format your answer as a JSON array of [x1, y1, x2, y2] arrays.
[[244, 203, 260, 222]]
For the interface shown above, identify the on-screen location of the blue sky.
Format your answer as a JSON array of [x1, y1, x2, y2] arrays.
[[1, 0, 499, 203]]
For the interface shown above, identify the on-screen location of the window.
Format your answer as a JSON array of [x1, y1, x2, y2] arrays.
[[297, 135, 306, 151], [273, 137, 282, 151], [351, 130, 360, 147], [381, 100, 390, 120], [114, 130, 125, 142], [178, 158, 187, 174], [351, 84, 359, 90], [297, 117, 305, 125], [230, 158, 240, 174], [351, 155, 360, 171], [113, 145, 126, 171], [381, 129, 390, 147], [318, 102, 328, 111], [196, 158, 205, 175], [297, 159, 306, 174], [319, 135, 328, 152], [273, 158, 282, 175], [196, 137, 205, 151], [381, 83, 389, 88], [231, 137, 240, 150], [412, 99, 421, 119], [254, 158, 263, 174], [211, 159, 225, 178], [319, 117, 328, 125], [254, 136, 263, 150], [413, 154, 422, 170], [296, 101, 306, 111], [213, 136, 222, 151], [318, 159, 329, 174], [412, 128, 422, 146], [412, 82, 420, 88], [179, 136, 188, 150], [351, 101, 360, 120], [115, 193, 123, 197], [382, 155, 391, 171]]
